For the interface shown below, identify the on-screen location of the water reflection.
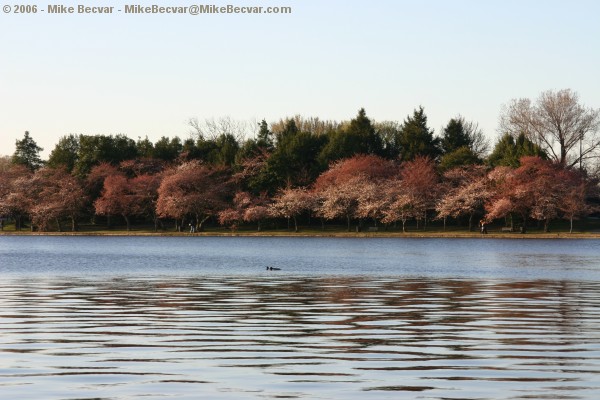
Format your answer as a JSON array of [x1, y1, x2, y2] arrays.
[[1, 276, 599, 399]]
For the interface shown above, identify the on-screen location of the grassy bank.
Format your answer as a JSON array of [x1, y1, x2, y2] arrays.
[[1, 221, 599, 239]]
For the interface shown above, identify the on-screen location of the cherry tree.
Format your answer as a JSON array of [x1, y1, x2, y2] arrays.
[[119, 158, 165, 177], [485, 157, 567, 232], [558, 170, 595, 233], [484, 166, 520, 229], [19, 169, 50, 231], [314, 154, 396, 189], [314, 155, 397, 231], [13, 167, 88, 232], [243, 192, 271, 231], [436, 166, 489, 231], [156, 161, 231, 231], [381, 179, 417, 232], [315, 175, 367, 231], [269, 187, 312, 232], [218, 191, 251, 231], [218, 208, 243, 231], [51, 169, 87, 231], [218, 190, 271, 231], [355, 178, 388, 226], [129, 173, 163, 231], [95, 174, 136, 231], [0, 165, 31, 230], [397, 156, 440, 229], [91, 163, 164, 231], [86, 163, 121, 199]]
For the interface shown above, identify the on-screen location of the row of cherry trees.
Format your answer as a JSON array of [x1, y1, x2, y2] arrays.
[[1, 154, 594, 233], [249, 155, 592, 234]]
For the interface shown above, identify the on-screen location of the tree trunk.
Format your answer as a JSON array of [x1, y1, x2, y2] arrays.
[[293, 216, 298, 233], [468, 213, 474, 232], [521, 214, 528, 233], [543, 218, 550, 233], [560, 139, 567, 166], [569, 216, 574, 233], [346, 214, 351, 232], [107, 215, 112, 229], [257, 220, 261, 232], [443, 217, 446, 231], [402, 218, 407, 233], [321, 218, 325, 231], [71, 216, 78, 232], [56, 218, 63, 232], [287, 217, 291, 230], [123, 215, 130, 231], [198, 215, 210, 231]]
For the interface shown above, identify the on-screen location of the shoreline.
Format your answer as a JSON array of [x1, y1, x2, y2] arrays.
[[1, 230, 599, 239]]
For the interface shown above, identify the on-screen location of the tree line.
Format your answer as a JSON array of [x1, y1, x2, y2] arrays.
[[1, 89, 599, 233]]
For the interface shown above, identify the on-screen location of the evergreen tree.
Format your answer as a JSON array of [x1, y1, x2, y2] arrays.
[[346, 108, 382, 155], [318, 108, 383, 164], [397, 107, 441, 161], [136, 136, 154, 158], [212, 133, 240, 166], [441, 118, 471, 154], [375, 121, 402, 159], [487, 133, 547, 168], [153, 136, 183, 161], [256, 119, 274, 150], [12, 131, 44, 170], [74, 134, 138, 176], [48, 134, 80, 172], [276, 119, 300, 146], [265, 119, 327, 190], [439, 146, 482, 171]]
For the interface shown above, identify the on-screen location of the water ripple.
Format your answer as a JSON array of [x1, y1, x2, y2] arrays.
[[0, 276, 599, 399]]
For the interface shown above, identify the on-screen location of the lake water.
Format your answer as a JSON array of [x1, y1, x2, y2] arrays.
[[0, 236, 599, 399]]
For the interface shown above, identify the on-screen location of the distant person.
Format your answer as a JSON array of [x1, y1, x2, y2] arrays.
[[189, 223, 195, 233], [480, 219, 487, 234]]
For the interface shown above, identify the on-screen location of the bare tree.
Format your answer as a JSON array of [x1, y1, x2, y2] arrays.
[[270, 115, 340, 136], [461, 117, 490, 157], [499, 89, 600, 168], [188, 116, 250, 142]]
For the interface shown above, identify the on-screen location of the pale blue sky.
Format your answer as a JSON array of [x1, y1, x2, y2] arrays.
[[1, 0, 599, 157]]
